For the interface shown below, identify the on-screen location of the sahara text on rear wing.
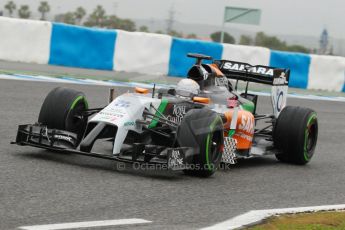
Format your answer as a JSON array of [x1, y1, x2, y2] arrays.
[[214, 60, 290, 86]]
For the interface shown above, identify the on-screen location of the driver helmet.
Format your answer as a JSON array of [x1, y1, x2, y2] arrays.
[[176, 79, 200, 97]]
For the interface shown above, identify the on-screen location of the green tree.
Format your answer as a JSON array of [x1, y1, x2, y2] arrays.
[[84, 5, 106, 27], [139, 25, 149, 32], [117, 18, 136, 31], [74, 7, 86, 25], [186, 33, 197, 39], [254, 32, 310, 53], [210, 31, 235, 44], [5, 1, 16, 17], [239, 35, 254, 45], [38, 1, 50, 20], [255, 32, 286, 50], [102, 15, 119, 28], [55, 12, 76, 25], [102, 15, 136, 31], [18, 5, 30, 19], [168, 30, 183, 38]]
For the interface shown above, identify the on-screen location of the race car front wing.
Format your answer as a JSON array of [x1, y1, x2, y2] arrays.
[[12, 124, 195, 170]]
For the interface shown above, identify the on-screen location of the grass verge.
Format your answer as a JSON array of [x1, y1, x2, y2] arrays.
[[249, 211, 345, 230]]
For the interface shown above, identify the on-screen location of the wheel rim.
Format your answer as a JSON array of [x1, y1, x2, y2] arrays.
[[304, 114, 318, 161], [66, 99, 88, 140], [208, 131, 222, 169]]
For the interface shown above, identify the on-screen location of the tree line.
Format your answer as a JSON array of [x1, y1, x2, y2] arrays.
[[2, 1, 137, 31], [210, 31, 310, 54], [2, 1, 311, 53], [4, 0, 49, 20]]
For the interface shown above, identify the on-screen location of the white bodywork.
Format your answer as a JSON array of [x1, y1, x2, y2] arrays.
[[90, 93, 161, 155]]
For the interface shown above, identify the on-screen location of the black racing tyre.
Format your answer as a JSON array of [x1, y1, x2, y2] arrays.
[[177, 109, 224, 177], [274, 106, 318, 165], [38, 87, 88, 143]]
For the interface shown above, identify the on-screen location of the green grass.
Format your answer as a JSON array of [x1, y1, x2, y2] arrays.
[[249, 211, 345, 230]]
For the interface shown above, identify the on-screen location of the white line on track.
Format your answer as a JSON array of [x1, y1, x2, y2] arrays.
[[200, 204, 345, 230], [18, 218, 152, 230], [0, 74, 172, 88]]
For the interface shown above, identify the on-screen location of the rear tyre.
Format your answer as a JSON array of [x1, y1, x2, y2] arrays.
[[38, 87, 88, 143], [274, 106, 318, 165], [177, 109, 224, 177]]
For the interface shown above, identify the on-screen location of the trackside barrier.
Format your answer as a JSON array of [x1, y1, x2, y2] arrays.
[[114, 30, 172, 75], [222, 44, 270, 66], [168, 38, 223, 76], [49, 23, 117, 70], [270, 50, 311, 89], [0, 17, 51, 64], [0, 17, 344, 92], [308, 55, 345, 92]]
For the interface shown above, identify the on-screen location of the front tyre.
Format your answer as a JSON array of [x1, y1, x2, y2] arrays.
[[38, 87, 88, 143], [274, 106, 318, 165], [177, 109, 224, 177]]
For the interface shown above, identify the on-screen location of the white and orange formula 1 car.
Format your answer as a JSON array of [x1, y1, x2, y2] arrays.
[[13, 53, 318, 177]]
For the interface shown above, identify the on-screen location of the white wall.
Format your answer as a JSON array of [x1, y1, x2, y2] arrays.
[[113, 30, 172, 75], [0, 17, 344, 92], [222, 44, 270, 66], [308, 55, 345, 92], [0, 17, 51, 64]]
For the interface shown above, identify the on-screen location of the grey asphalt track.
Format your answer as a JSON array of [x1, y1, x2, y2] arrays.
[[1, 78, 345, 230]]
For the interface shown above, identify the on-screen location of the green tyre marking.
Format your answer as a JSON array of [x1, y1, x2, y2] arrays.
[[148, 98, 168, 129], [206, 116, 221, 171], [70, 96, 88, 110], [304, 113, 317, 161]]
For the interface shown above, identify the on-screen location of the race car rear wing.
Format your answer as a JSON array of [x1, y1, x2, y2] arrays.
[[214, 59, 290, 118], [214, 60, 290, 86]]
